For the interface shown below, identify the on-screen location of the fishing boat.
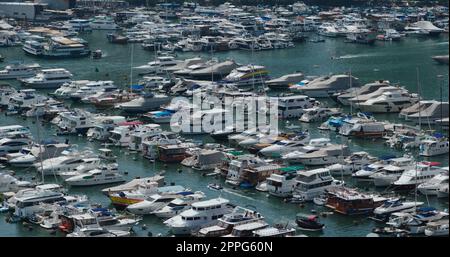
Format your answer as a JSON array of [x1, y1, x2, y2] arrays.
[[325, 187, 387, 215], [295, 213, 324, 231]]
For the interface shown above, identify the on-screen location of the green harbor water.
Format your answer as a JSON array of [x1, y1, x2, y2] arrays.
[[0, 31, 448, 237]]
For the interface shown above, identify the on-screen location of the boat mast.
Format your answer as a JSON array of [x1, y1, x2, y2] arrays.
[[349, 68, 352, 115], [130, 42, 134, 93], [437, 74, 444, 133], [35, 113, 44, 183], [416, 67, 421, 131]]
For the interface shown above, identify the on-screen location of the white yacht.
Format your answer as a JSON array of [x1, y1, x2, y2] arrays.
[[153, 192, 207, 218], [327, 151, 377, 176], [373, 198, 423, 217], [293, 168, 341, 201], [127, 124, 162, 151], [7, 89, 48, 111], [0, 137, 31, 157], [346, 85, 404, 106], [116, 93, 171, 113], [66, 227, 130, 237], [285, 144, 349, 166], [0, 62, 41, 80], [65, 164, 124, 186], [291, 74, 359, 98], [277, 95, 319, 118], [336, 80, 392, 105], [299, 107, 341, 123], [69, 81, 117, 101], [108, 122, 144, 147], [353, 155, 414, 182], [52, 80, 91, 99], [90, 16, 118, 30], [424, 220, 449, 237], [56, 109, 98, 134], [266, 168, 299, 198], [418, 172, 449, 196], [64, 19, 92, 32], [223, 65, 269, 87], [134, 56, 179, 75], [181, 149, 226, 171], [393, 163, 446, 190], [164, 198, 234, 235], [419, 137, 449, 157], [13, 190, 65, 219], [20, 68, 73, 89], [58, 158, 104, 180], [355, 91, 418, 113], [259, 134, 313, 158], [34, 150, 96, 176]]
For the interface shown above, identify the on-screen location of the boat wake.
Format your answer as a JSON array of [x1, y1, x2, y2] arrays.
[[336, 53, 379, 59], [222, 188, 264, 202]]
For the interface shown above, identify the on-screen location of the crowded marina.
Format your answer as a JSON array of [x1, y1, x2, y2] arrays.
[[0, 0, 449, 238]]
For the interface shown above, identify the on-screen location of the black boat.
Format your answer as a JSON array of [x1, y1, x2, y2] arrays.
[[295, 213, 325, 231]]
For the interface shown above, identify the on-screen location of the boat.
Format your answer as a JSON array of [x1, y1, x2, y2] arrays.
[[133, 56, 179, 75], [196, 206, 265, 237], [419, 135, 449, 157], [295, 213, 325, 231], [373, 198, 423, 220], [222, 65, 269, 87], [424, 220, 449, 237], [336, 80, 392, 105], [127, 124, 162, 151], [405, 21, 444, 36], [293, 168, 342, 201], [432, 55, 449, 65], [58, 158, 104, 180], [339, 119, 386, 138], [325, 187, 387, 215], [327, 151, 377, 176], [106, 34, 128, 44], [437, 184, 449, 198], [107, 122, 145, 147], [98, 148, 116, 162], [23, 37, 91, 58], [287, 144, 349, 166], [393, 162, 446, 190], [13, 190, 65, 219], [163, 197, 234, 235], [116, 93, 171, 113], [52, 80, 91, 99], [277, 95, 320, 119], [207, 183, 223, 191], [6, 142, 70, 167], [181, 149, 226, 171], [252, 225, 296, 237], [90, 16, 118, 30], [0, 62, 41, 80], [35, 150, 97, 176], [291, 74, 359, 98], [266, 166, 303, 198], [355, 91, 419, 113], [224, 220, 270, 237], [69, 80, 117, 101], [64, 164, 125, 186], [92, 49, 102, 59], [188, 60, 238, 80], [0, 172, 32, 193], [66, 227, 130, 237], [20, 68, 73, 89], [346, 31, 376, 44], [418, 172, 449, 196], [153, 192, 206, 219], [299, 107, 341, 123], [312, 195, 327, 206], [56, 109, 99, 134], [404, 101, 449, 124], [0, 137, 32, 157], [266, 72, 304, 90]]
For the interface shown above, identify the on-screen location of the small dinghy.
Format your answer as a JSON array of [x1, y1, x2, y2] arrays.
[[207, 183, 223, 191], [285, 195, 305, 204], [296, 213, 325, 231], [313, 195, 328, 206], [92, 49, 103, 59]]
